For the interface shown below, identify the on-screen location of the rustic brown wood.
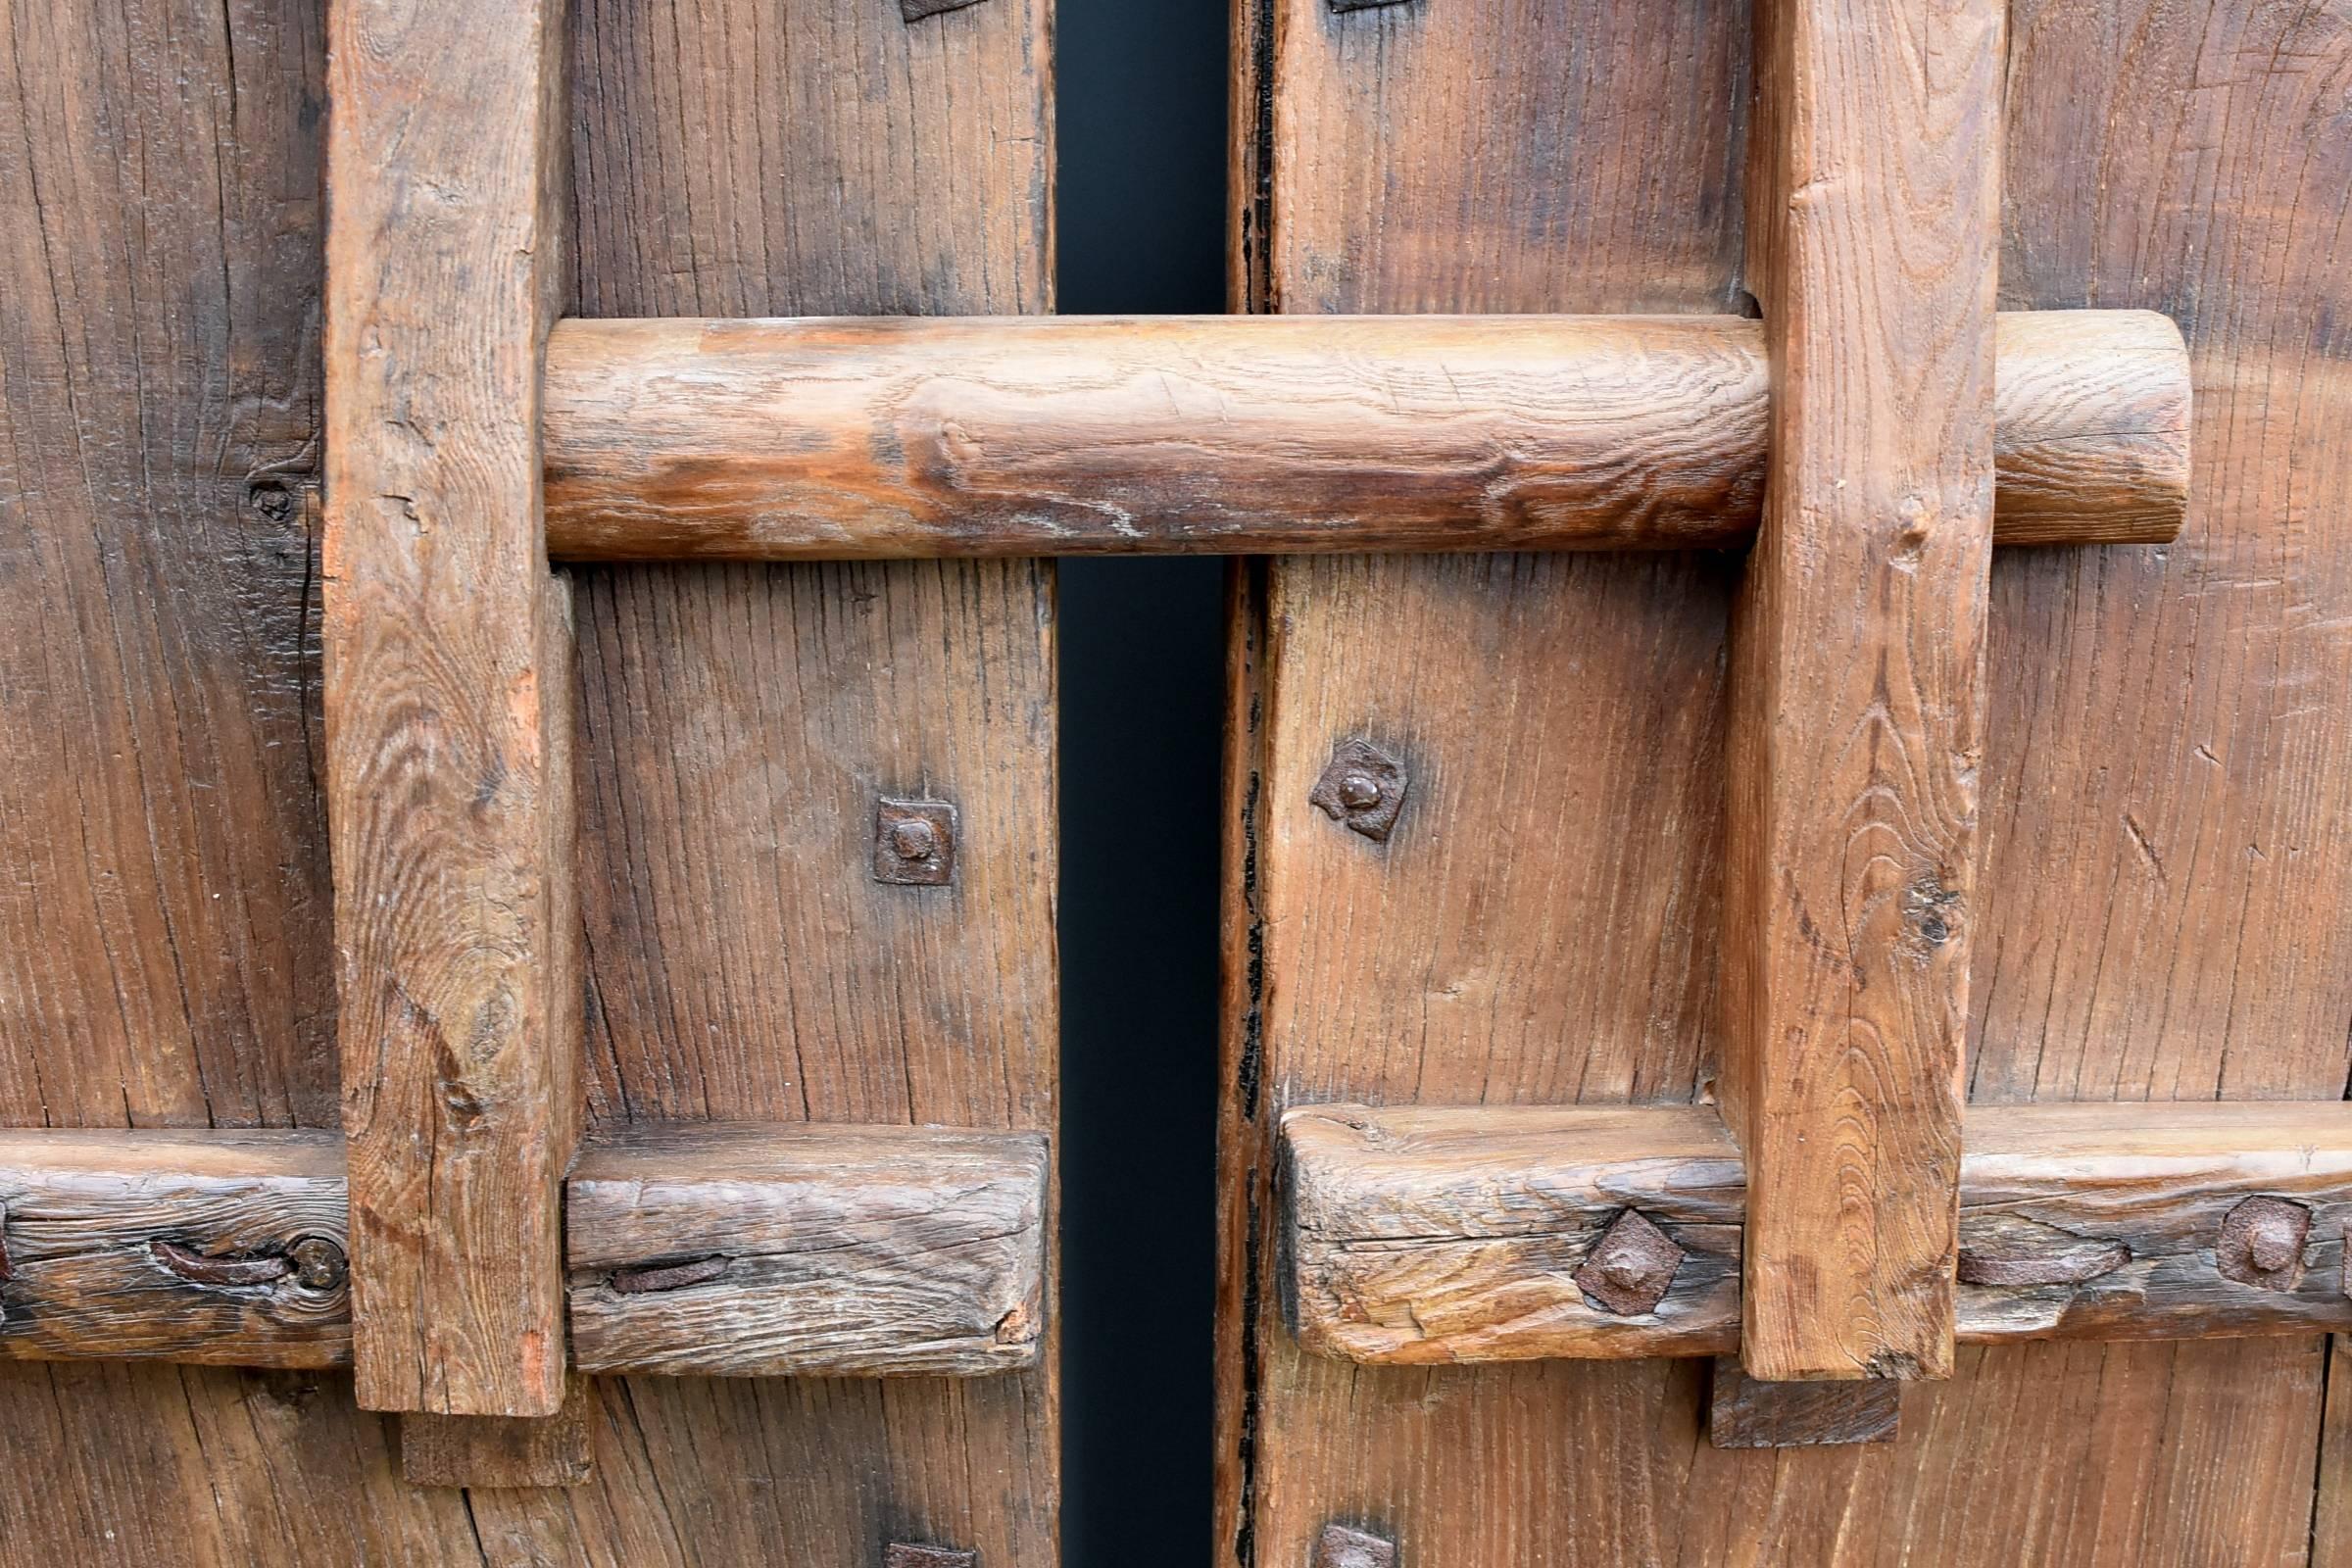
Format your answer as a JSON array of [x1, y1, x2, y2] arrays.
[[539, 310, 2186, 561], [1719, 0, 2003, 1384], [566, 1123, 1048, 1378], [558, 0, 1061, 1555], [0, 1125, 1046, 1381], [1283, 1102, 2352, 1364], [0, 1131, 347, 1369], [400, 1373, 595, 1489], [1707, 1357, 1902, 1448], [1225, 0, 2349, 1559], [322, 0, 579, 1417]]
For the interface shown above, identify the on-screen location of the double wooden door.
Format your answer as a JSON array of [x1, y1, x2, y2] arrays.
[[2, 0, 2349, 1563]]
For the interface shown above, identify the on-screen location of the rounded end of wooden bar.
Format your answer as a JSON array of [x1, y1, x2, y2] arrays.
[[1992, 309, 2190, 547]]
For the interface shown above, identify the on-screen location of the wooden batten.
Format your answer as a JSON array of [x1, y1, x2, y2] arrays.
[[538, 311, 2187, 560], [1282, 1102, 2352, 1366], [0, 1125, 1048, 1379], [322, 0, 578, 1416], [566, 1123, 1050, 1378], [1719, 0, 2005, 1382]]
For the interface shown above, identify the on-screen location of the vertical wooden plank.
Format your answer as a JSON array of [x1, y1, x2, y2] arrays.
[[561, 0, 1057, 1560], [1720, 0, 2001, 1383], [1228, 0, 2352, 1563], [323, 0, 577, 1415]]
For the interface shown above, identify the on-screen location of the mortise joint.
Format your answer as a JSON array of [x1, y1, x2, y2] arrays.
[[609, 1255, 731, 1296]]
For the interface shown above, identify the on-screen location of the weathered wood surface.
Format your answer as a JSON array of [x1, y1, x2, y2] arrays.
[[0, 1131, 347, 1369], [323, 0, 578, 1416], [400, 1373, 595, 1489], [1720, 0, 2002, 1383], [540, 310, 2186, 560], [1223, 0, 2350, 1561], [1707, 1357, 1901, 1449], [549, 0, 1063, 1558], [1283, 1102, 2352, 1364], [0, 1126, 1047, 1382], [567, 1124, 1048, 1378]]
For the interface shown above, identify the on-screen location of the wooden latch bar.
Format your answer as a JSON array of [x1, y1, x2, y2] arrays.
[[538, 311, 2186, 560], [323, 0, 578, 1416], [1722, 0, 2004, 1382]]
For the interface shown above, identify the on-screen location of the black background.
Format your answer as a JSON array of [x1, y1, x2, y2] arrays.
[[1055, 1, 1230, 1562]]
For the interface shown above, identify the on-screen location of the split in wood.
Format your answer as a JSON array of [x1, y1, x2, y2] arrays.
[[1280, 1102, 2352, 1365], [538, 311, 2188, 561], [0, 1124, 1046, 1378]]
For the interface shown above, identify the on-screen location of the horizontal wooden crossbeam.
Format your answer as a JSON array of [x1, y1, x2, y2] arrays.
[[0, 1124, 1047, 1377], [540, 310, 2189, 560], [1282, 1102, 2352, 1365]]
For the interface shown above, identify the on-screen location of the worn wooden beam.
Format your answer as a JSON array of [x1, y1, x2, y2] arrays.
[[1719, 0, 2005, 1383], [0, 1130, 349, 1369], [1706, 1357, 1902, 1447], [400, 1373, 597, 1488], [1283, 1102, 2352, 1365], [0, 1125, 1048, 1377], [538, 310, 2186, 560], [322, 0, 578, 1416], [565, 1123, 1049, 1378]]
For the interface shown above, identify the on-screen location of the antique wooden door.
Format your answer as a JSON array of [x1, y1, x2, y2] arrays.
[[2, 0, 2351, 1563]]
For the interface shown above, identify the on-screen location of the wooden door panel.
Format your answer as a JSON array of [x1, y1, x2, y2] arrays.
[[1224, 0, 2352, 1562]]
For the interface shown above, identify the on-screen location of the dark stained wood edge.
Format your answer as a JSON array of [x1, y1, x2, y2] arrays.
[[1705, 1356, 1902, 1448], [1282, 1102, 2352, 1365], [538, 311, 2187, 560], [400, 1371, 595, 1488], [0, 1125, 1047, 1379]]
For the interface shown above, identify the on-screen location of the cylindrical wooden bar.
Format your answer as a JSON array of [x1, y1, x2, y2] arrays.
[[541, 310, 2189, 560]]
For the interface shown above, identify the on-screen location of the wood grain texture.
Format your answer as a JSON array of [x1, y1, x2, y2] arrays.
[[0, 1130, 347, 1369], [0, 0, 515, 1555], [1226, 0, 2348, 1560], [1706, 1357, 1900, 1448], [558, 0, 1061, 1557], [567, 1123, 1048, 1378], [401, 1373, 594, 1489], [539, 311, 2186, 560], [1720, 0, 2003, 1383], [322, 0, 578, 1416], [1282, 1102, 2352, 1364]]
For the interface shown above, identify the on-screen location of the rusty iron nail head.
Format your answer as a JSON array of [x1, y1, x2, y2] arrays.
[[287, 1236, 348, 1293], [1310, 738, 1409, 843], [1313, 1523, 1397, 1568], [1573, 1207, 1684, 1316], [2218, 1195, 2309, 1289], [150, 1239, 293, 1288], [874, 798, 957, 886], [884, 1545, 976, 1568]]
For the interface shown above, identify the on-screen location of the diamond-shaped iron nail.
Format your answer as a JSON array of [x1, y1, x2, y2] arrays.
[[1573, 1207, 1684, 1315]]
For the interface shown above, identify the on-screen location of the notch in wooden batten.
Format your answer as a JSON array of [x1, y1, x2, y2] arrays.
[[323, 0, 578, 1418], [1280, 1101, 2352, 1369]]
